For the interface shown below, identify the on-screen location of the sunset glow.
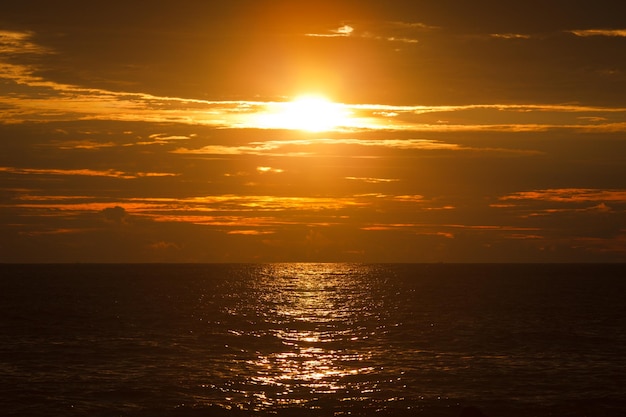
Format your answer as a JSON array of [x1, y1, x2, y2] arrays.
[[3, 5, 626, 417], [1, 2, 626, 262]]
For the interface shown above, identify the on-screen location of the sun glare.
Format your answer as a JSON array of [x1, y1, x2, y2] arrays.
[[256, 95, 353, 132]]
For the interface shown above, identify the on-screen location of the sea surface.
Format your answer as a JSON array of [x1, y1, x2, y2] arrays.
[[0, 263, 625, 417]]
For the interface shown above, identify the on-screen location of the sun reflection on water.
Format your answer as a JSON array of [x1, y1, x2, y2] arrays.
[[228, 263, 384, 410]]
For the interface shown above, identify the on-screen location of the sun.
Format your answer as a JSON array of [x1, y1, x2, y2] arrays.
[[256, 94, 353, 132]]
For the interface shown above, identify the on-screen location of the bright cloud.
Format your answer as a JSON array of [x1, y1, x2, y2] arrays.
[[569, 29, 626, 37], [501, 188, 626, 203], [0, 30, 52, 55], [489, 33, 532, 39], [172, 138, 463, 156], [0, 166, 177, 179], [306, 24, 354, 38], [345, 177, 399, 184], [2, 33, 626, 134]]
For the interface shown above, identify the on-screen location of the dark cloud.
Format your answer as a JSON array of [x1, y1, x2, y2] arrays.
[[101, 206, 128, 225]]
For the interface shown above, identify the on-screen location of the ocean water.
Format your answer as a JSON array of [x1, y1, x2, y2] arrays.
[[0, 263, 625, 417]]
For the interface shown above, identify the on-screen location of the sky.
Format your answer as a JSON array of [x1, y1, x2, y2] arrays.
[[1, 0, 626, 263]]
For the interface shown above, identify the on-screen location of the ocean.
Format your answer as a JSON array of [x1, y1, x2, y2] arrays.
[[0, 263, 624, 417]]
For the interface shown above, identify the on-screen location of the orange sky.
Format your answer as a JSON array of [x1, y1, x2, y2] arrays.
[[1, 1, 626, 262]]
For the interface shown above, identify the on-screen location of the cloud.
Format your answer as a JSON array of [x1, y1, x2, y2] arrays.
[[345, 177, 399, 184], [501, 188, 626, 203], [257, 166, 284, 174], [5, 192, 441, 229], [149, 241, 180, 250], [370, 21, 439, 43], [334, 25, 354, 35], [142, 133, 196, 145], [101, 206, 128, 224], [360, 223, 539, 238], [171, 137, 541, 159], [0, 35, 266, 126], [569, 29, 626, 37], [489, 33, 532, 39], [305, 21, 433, 44], [2, 32, 625, 134], [0, 30, 52, 55], [305, 24, 354, 38], [172, 138, 464, 156], [347, 103, 626, 133], [494, 189, 626, 244], [0, 166, 177, 179], [227, 230, 275, 235], [54, 140, 118, 150], [570, 235, 626, 255], [392, 195, 425, 202], [386, 22, 439, 31], [505, 233, 544, 240]]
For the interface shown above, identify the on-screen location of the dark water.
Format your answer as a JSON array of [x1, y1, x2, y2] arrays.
[[1, 263, 625, 417]]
